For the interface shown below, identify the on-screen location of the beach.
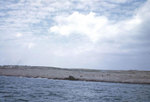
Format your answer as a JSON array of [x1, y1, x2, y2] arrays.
[[0, 65, 150, 84]]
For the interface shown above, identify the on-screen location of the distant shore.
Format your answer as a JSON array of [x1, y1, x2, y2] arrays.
[[0, 65, 150, 84]]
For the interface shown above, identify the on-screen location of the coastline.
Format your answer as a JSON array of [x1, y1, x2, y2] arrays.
[[0, 65, 150, 84]]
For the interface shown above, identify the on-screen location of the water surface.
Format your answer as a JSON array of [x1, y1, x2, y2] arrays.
[[0, 76, 150, 102]]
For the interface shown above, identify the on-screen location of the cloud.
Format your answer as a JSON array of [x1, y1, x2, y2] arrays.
[[49, 11, 142, 42], [108, 0, 128, 3], [49, 12, 112, 42], [27, 42, 35, 49], [15, 33, 23, 38], [0, 0, 150, 70]]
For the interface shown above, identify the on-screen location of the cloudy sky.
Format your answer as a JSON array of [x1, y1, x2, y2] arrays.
[[0, 0, 150, 70]]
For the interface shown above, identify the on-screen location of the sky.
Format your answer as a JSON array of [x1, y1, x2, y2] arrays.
[[0, 0, 150, 70]]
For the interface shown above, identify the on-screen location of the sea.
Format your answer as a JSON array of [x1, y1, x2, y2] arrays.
[[0, 76, 150, 102]]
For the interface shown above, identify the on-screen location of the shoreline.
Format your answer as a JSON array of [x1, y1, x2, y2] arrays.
[[0, 65, 150, 84]]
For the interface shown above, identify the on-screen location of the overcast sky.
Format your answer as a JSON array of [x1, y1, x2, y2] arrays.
[[0, 0, 150, 70]]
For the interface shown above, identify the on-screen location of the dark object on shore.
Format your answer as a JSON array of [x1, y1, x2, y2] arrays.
[[65, 76, 77, 80]]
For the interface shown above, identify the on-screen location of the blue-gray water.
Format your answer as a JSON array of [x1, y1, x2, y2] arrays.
[[0, 76, 150, 102]]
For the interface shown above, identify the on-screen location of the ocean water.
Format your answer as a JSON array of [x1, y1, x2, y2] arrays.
[[0, 76, 150, 102]]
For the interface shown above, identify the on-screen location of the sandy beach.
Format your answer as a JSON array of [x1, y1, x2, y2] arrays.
[[0, 65, 150, 84]]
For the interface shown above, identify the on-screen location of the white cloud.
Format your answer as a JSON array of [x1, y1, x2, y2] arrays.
[[49, 10, 142, 42], [49, 12, 109, 42], [27, 42, 35, 49], [15, 33, 23, 38], [136, 0, 150, 20]]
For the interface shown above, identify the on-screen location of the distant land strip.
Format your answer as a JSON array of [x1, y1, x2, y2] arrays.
[[0, 65, 150, 84]]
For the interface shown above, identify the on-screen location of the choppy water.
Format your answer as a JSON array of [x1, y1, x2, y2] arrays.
[[0, 76, 150, 102]]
